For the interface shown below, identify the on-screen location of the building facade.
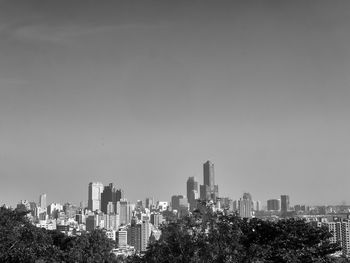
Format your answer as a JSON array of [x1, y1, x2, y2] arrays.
[[187, 177, 199, 211], [88, 182, 104, 212], [200, 161, 219, 202]]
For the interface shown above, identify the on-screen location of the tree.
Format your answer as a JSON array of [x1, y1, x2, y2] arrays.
[[48, 228, 116, 262], [239, 218, 340, 263], [0, 206, 60, 262], [130, 205, 341, 263], [0, 206, 117, 263]]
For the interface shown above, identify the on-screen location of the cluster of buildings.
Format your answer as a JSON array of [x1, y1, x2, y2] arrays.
[[15, 160, 350, 257]]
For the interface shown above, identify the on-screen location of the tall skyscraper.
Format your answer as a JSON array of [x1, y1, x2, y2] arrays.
[[281, 195, 290, 217], [88, 182, 104, 211], [200, 161, 219, 201], [187, 177, 198, 211], [39, 193, 47, 211]]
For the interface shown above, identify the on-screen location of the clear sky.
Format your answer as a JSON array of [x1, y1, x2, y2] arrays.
[[1, 0, 350, 207]]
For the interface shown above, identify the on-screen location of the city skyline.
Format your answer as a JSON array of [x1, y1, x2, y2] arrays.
[[1, 1, 350, 207], [7, 159, 346, 210]]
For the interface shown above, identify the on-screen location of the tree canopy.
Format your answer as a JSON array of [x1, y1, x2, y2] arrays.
[[0, 206, 116, 263], [131, 205, 341, 263], [0, 204, 343, 263]]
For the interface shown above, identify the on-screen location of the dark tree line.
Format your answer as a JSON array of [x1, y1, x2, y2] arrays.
[[130, 205, 342, 263], [0, 204, 347, 263], [0, 206, 116, 262]]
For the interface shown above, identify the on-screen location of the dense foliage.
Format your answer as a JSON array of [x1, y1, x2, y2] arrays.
[[131, 205, 341, 263], [0, 204, 345, 263], [0, 206, 116, 263]]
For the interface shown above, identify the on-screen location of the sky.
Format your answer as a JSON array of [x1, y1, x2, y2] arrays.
[[1, 0, 350, 207]]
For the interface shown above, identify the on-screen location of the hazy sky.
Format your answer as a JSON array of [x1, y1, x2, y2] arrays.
[[1, 1, 350, 207]]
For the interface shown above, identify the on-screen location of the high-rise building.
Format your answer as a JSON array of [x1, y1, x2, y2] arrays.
[[128, 217, 151, 252], [119, 200, 134, 225], [239, 193, 253, 218], [322, 221, 342, 245], [128, 216, 140, 250], [178, 197, 189, 217], [281, 195, 290, 217], [47, 203, 62, 218], [254, 200, 261, 211], [101, 183, 122, 214], [104, 213, 120, 230], [107, 202, 115, 214], [88, 182, 104, 211], [150, 213, 163, 228], [117, 230, 128, 248], [267, 199, 280, 211], [341, 222, 350, 256], [187, 177, 199, 211], [116, 189, 124, 202], [86, 215, 97, 232], [141, 219, 151, 252], [171, 195, 183, 211], [39, 194, 47, 211], [145, 197, 155, 210], [200, 161, 219, 201]]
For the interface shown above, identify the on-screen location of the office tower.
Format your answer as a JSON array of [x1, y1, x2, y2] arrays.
[[116, 189, 124, 202], [107, 202, 115, 214], [128, 218, 151, 252], [178, 197, 189, 217], [322, 221, 342, 245], [200, 161, 219, 201], [145, 197, 155, 210], [29, 202, 37, 217], [47, 203, 63, 218], [232, 200, 238, 211], [119, 199, 134, 225], [136, 200, 143, 208], [119, 200, 128, 225], [254, 200, 261, 211], [88, 182, 104, 211], [86, 215, 97, 232], [150, 213, 163, 228], [141, 219, 151, 251], [342, 222, 350, 256], [187, 177, 199, 211], [239, 193, 253, 218], [267, 199, 281, 211], [171, 195, 183, 211], [104, 213, 120, 230], [117, 230, 128, 247], [281, 195, 290, 217], [39, 194, 47, 211], [101, 183, 118, 214], [128, 216, 140, 249]]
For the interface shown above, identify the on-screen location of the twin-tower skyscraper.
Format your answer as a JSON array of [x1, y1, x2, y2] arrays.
[[187, 160, 219, 210]]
